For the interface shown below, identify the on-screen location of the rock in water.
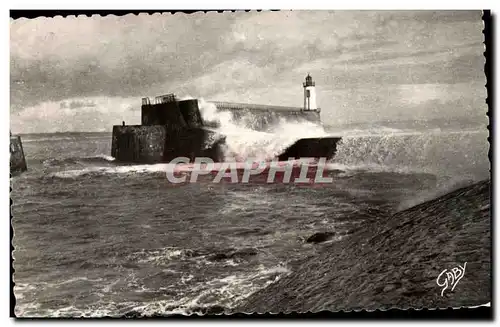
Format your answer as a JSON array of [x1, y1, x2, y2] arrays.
[[209, 247, 259, 261], [237, 180, 491, 313], [306, 232, 335, 244]]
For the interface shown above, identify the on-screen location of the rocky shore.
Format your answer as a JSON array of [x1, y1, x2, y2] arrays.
[[237, 179, 491, 313]]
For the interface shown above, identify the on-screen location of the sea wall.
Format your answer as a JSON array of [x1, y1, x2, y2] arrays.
[[112, 125, 225, 163], [202, 110, 322, 131], [141, 99, 205, 129], [10, 135, 27, 174], [178, 100, 204, 128], [112, 125, 340, 164], [112, 125, 168, 163], [141, 102, 188, 128], [209, 101, 321, 131], [212, 101, 316, 113], [115, 98, 337, 163], [162, 127, 225, 162], [141, 99, 321, 132]]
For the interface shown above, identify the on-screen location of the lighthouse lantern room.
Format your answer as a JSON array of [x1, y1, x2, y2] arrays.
[[303, 74, 317, 111]]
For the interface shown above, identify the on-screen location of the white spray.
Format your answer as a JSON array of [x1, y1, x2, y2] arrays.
[[196, 99, 328, 162]]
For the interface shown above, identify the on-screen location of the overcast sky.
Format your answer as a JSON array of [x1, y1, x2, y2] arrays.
[[10, 10, 486, 133]]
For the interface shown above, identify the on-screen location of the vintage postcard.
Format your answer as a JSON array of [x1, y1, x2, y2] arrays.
[[10, 10, 490, 317]]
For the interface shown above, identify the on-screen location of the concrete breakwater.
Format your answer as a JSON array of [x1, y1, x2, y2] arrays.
[[207, 101, 321, 131], [111, 93, 340, 164], [237, 179, 491, 312], [111, 125, 225, 163]]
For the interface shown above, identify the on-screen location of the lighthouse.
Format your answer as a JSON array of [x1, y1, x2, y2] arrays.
[[303, 74, 317, 111]]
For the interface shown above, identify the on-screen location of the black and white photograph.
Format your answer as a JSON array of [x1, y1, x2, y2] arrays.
[[9, 9, 491, 317]]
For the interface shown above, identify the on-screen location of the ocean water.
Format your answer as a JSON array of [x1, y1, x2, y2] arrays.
[[11, 111, 489, 317]]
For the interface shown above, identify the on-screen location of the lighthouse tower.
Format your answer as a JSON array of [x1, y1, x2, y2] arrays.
[[303, 74, 317, 111]]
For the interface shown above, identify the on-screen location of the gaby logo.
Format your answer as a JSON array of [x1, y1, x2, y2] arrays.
[[165, 157, 334, 184], [436, 262, 467, 296]]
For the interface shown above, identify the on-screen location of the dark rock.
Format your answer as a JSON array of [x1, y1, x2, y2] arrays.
[[278, 137, 341, 161], [208, 247, 259, 261], [306, 232, 335, 243], [230, 247, 258, 258], [209, 253, 230, 261]]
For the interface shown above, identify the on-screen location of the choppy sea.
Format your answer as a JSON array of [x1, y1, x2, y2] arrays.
[[11, 116, 489, 317]]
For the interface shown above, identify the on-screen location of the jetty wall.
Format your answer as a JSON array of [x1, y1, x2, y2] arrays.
[[211, 101, 319, 113], [111, 125, 225, 163], [10, 135, 27, 174], [141, 98, 321, 131], [111, 125, 167, 163], [112, 97, 340, 164], [210, 101, 321, 131], [112, 124, 340, 164], [178, 100, 204, 128], [141, 101, 187, 127], [141, 99, 204, 128]]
